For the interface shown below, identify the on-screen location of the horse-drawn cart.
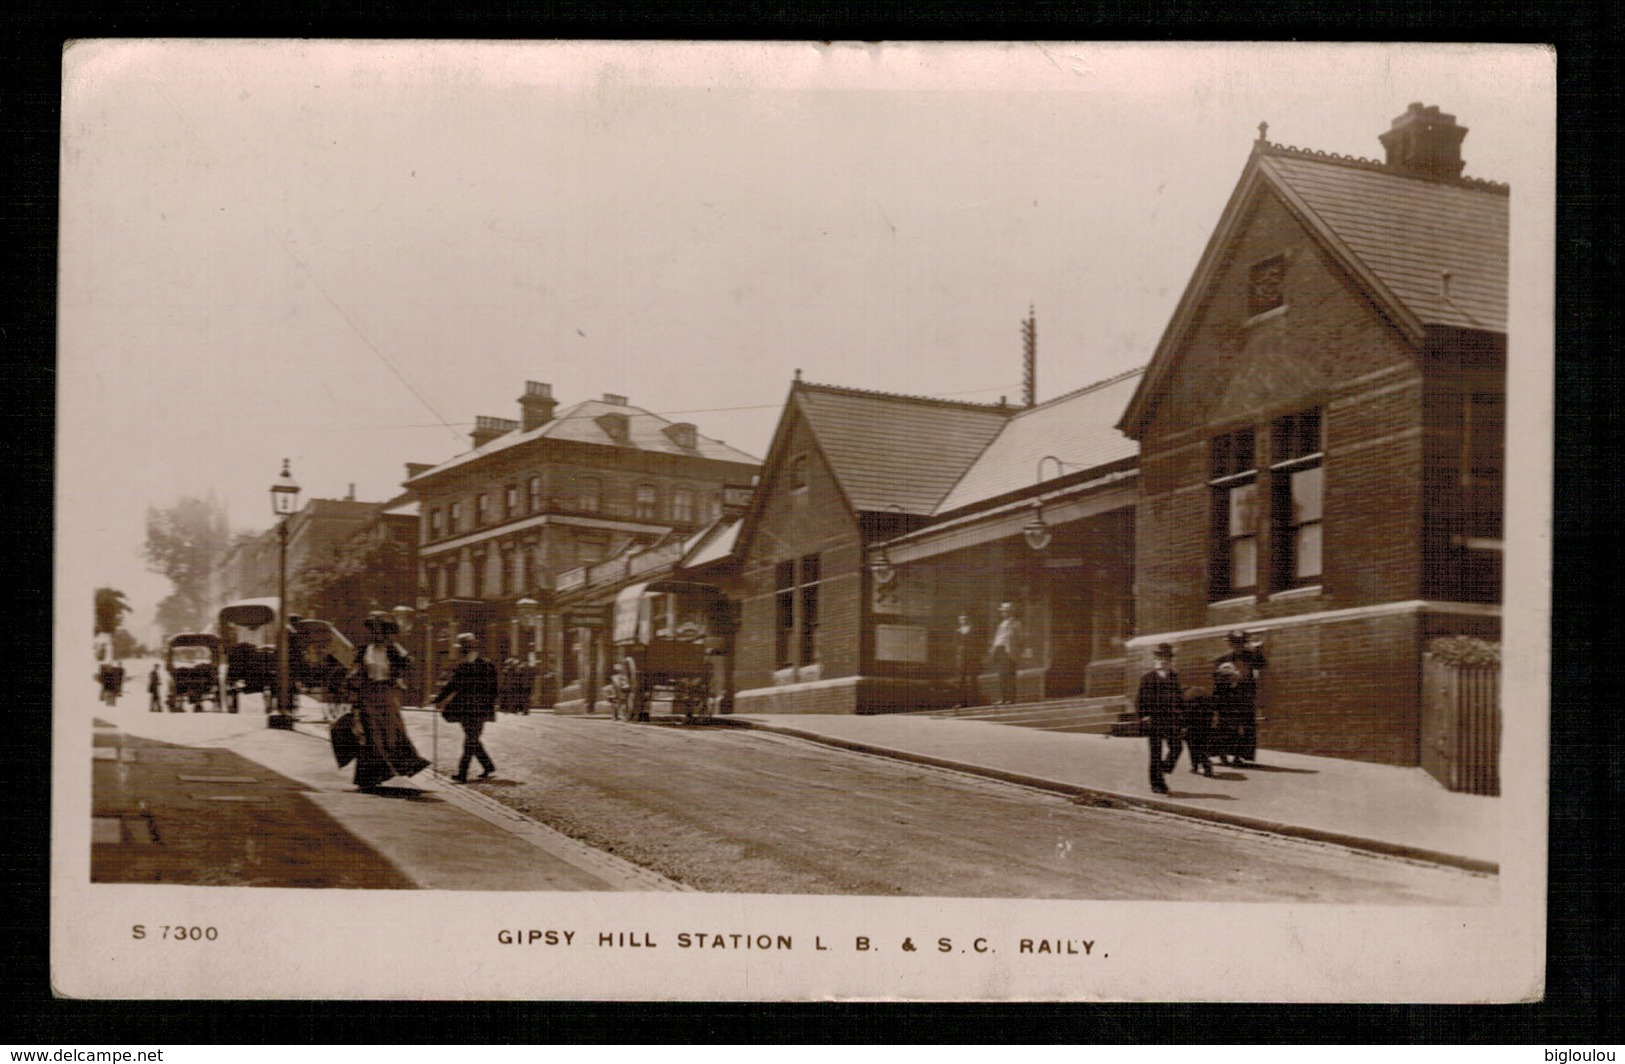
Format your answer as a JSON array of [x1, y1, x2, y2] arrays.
[[607, 580, 729, 722]]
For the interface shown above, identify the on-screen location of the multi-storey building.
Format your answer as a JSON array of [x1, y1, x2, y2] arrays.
[[404, 382, 759, 691]]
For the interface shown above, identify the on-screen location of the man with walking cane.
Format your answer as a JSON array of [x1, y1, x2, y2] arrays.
[[433, 632, 500, 783]]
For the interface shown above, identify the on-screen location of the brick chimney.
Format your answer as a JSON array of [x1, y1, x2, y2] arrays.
[[1379, 102, 1468, 181], [602, 393, 628, 406], [471, 415, 520, 449], [518, 381, 558, 431]]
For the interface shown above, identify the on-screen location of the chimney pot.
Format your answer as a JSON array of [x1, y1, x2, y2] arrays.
[[602, 393, 628, 406], [518, 382, 559, 431], [471, 415, 520, 449], [1378, 102, 1468, 181]]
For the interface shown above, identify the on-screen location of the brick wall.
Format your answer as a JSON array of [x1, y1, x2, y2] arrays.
[[735, 412, 868, 700], [1137, 186, 1425, 636], [1128, 184, 1489, 766]]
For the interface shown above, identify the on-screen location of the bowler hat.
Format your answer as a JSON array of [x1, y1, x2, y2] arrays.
[[1153, 642, 1175, 659], [1227, 629, 1248, 645], [455, 632, 477, 646]]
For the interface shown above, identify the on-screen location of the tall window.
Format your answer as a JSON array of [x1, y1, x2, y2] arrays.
[[799, 554, 821, 665], [449, 501, 463, 533], [444, 562, 459, 600], [429, 508, 443, 540], [579, 477, 601, 514], [774, 561, 796, 667], [527, 476, 542, 513], [471, 553, 486, 599], [635, 484, 659, 520], [774, 554, 821, 668], [1463, 391, 1504, 547], [505, 484, 519, 518], [514, 548, 528, 594], [476, 493, 490, 527], [1270, 408, 1324, 588], [788, 454, 809, 492], [1210, 427, 1259, 597], [672, 487, 695, 524]]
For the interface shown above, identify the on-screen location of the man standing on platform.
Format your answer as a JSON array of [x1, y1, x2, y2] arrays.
[[987, 602, 1025, 706]]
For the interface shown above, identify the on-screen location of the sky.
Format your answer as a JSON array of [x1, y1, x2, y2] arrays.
[[56, 41, 1553, 644]]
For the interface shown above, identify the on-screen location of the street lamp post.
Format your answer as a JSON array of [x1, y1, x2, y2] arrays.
[[515, 597, 541, 709], [268, 458, 301, 730], [392, 604, 418, 704]]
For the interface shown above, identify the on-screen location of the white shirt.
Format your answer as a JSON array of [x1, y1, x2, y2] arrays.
[[363, 643, 393, 682]]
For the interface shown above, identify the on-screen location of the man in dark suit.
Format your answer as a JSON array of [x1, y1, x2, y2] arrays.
[[1213, 629, 1268, 765], [433, 632, 500, 783], [1136, 643, 1184, 795]]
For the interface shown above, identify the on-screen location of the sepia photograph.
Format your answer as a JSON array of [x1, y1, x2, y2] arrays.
[[52, 39, 1553, 1001]]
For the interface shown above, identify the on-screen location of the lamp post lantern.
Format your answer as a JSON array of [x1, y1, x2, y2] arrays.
[[268, 458, 301, 730]]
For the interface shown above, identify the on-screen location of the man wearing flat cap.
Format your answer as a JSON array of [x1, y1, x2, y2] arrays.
[[433, 632, 500, 783], [1136, 643, 1184, 795]]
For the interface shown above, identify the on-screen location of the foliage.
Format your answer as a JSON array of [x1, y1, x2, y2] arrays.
[[295, 529, 415, 645], [1427, 635, 1500, 667], [94, 587, 131, 635], [144, 494, 231, 636]]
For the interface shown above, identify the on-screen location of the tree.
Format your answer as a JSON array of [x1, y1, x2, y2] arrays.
[[297, 531, 415, 645], [145, 494, 231, 635], [94, 587, 131, 635]]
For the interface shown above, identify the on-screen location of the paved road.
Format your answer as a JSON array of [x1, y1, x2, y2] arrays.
[[406, 712, 1497, 904]]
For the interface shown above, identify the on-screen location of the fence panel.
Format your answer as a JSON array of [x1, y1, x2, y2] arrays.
[[1422, 653, 1501, 796]]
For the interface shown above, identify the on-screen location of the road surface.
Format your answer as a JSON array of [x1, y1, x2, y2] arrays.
[[404, 712, 1496, 903]]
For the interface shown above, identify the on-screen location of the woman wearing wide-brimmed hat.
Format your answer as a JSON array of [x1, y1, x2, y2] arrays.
[[346, 612, 429, 790]]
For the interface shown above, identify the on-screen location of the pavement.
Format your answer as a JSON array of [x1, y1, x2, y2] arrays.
[[727, 711, 1500, 873], [88, 691, 683, 892]]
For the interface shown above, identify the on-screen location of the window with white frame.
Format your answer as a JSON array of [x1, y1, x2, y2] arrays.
[[635, 484, 659, 520], [672, 487, 695, 524], [1210, 427, 1259, 597], [1270, 408, 1324, 589]]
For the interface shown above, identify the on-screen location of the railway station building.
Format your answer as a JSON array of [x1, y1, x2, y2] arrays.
[[1116, 103, 1506, 764], [728, 102, 1507, 770]]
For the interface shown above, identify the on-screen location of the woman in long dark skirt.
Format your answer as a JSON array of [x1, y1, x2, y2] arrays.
[[1211, 661, 1247, 766], [350, 614, 429, 790]]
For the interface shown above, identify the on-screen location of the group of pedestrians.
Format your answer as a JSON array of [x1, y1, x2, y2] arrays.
[[1136, 630, 1268, 796], [327, 613, 509, 792]]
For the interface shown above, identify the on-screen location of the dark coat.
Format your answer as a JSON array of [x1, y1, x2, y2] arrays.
[[1213, 646, 1267, 701], [1136, 666, 1183, 735], [434, 655, 500, 724]]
